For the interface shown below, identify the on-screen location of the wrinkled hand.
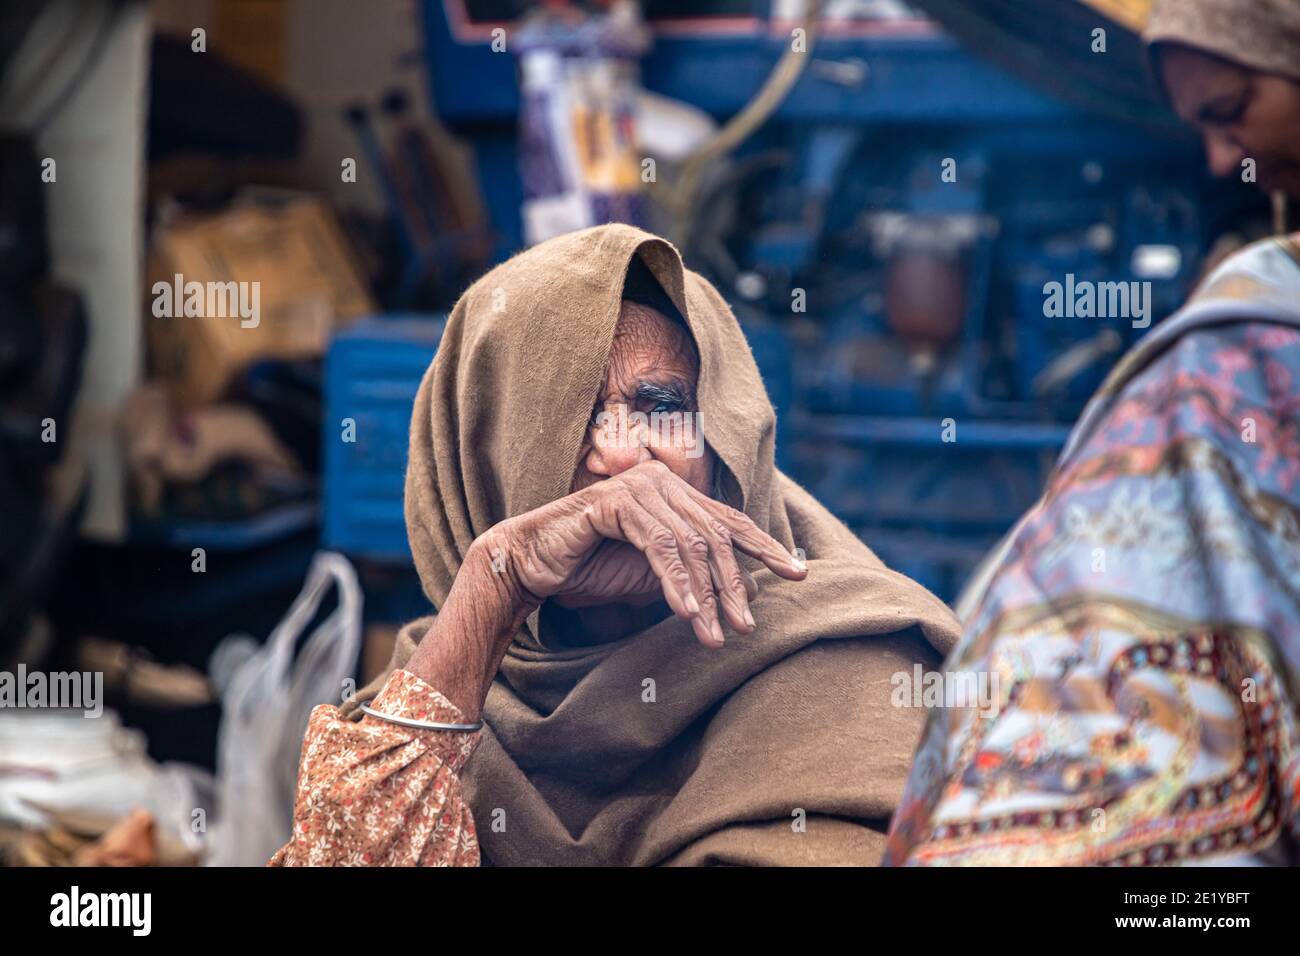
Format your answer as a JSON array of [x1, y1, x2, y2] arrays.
[[486, 460, 806, 647]]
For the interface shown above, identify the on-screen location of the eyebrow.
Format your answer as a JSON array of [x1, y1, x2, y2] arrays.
[[633, 378, 690, 406]]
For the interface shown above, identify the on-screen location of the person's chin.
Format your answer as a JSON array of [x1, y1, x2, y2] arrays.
[[1255, 166, 1300, 201], [1277, 172, 1300, 203]]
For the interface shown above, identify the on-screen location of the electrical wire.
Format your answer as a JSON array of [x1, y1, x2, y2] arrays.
[[666, 0, 823, 238]]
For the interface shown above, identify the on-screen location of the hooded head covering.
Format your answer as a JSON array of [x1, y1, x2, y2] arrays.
[[1144, 0, 1300, 84], [347, 223, 961, 865]]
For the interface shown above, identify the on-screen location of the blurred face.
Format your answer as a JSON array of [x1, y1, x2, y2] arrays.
[[1159, 43, 1300, 198], [572, 300, 715, 496]]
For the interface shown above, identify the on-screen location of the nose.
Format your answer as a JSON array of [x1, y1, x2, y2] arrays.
[[1204, 132, 1246, 179], [583, 406, 653, 477]]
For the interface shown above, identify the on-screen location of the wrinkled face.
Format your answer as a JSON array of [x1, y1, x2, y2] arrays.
[[1159, 43, 1300, 199], [571, 300, 716, 496]]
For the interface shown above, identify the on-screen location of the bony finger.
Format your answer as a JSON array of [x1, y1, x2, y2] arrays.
[[658, 557, 700, 620], [673, 501, 753, 635], [640, 500, 711, 622], [678, 529, 718, 624], [772, 544, 807, 578], [660, 575, 693, 621], [709, 556, 754, 634], [691, 609, 724, 648], [646, 536, 703, 614], [737, 533, 807, 579], [708, 504, 807, 579], [625, 509, 699, 618], [690, 581, 727, 647]]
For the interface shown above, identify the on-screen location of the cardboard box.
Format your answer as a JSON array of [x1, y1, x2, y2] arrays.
[[146, 196, 374, 406]]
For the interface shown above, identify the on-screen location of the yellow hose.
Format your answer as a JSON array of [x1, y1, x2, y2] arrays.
[[667, 0, 824, 234]]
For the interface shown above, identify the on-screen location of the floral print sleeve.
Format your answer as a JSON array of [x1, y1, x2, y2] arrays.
[[268, 669, 481, 866]]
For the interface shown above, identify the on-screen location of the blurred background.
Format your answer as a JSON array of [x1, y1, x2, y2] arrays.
[[0, 0, 1276, 865]]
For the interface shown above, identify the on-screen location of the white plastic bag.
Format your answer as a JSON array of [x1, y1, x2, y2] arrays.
[[207, 551, 362, 866]]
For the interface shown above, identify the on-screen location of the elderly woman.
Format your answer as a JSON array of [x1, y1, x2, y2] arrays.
[[270, 223, 960, 866], [885, 0, 1300, 866]]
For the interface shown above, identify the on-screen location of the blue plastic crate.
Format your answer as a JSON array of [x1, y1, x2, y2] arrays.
[[323, 316, 446, 561]]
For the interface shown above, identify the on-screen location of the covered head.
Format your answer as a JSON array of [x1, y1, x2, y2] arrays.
[[402, 224, 791, 629], [1145, 0, 1300, 84]]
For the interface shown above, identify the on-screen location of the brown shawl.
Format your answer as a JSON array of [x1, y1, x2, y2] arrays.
[[1145, 0, 1300, 83], [346, 223, 961, 865]]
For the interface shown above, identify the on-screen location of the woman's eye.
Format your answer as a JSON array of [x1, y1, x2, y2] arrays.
[[1207, 96, 1247, 126]]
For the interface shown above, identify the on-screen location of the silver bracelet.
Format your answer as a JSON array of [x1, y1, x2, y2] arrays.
[[360, 703, 483, 733]]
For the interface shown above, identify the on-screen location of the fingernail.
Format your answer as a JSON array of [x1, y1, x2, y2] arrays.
[[685, 592, 701, 614], [711, 620, 726, 645], [792, 555, 806, 572], [743, 608, 756, 629]]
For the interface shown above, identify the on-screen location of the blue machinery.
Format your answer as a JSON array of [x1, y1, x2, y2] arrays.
[[325, 3, 1253, 602]]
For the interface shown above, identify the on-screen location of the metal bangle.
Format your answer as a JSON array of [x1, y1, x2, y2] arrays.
[[360, 703, 483, 733]]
